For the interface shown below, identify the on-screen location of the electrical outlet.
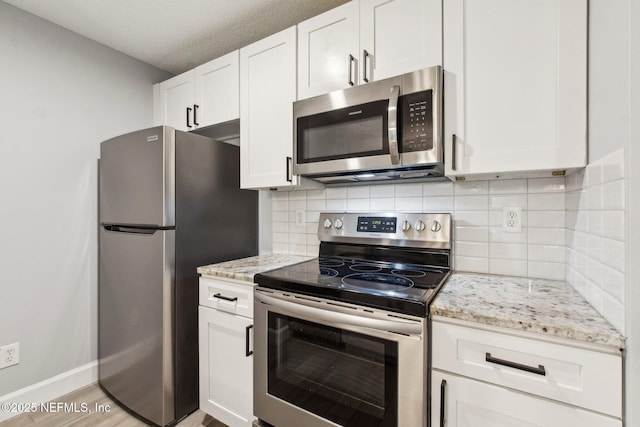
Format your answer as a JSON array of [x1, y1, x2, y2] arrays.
[[0, 343, 20, 369], [295, 210, 306, 226], [502, 207, 523, 232]]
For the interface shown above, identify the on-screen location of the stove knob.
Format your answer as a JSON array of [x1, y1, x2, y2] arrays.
[[414, 220, 426, 232], [323, 218, 333, 229], [334, 219, 343, 229], [431, 220, 442, 232], [401, 220, 412, 232]]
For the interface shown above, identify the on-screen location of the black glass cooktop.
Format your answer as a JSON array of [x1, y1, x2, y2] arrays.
[[255, 257, 450, 317]]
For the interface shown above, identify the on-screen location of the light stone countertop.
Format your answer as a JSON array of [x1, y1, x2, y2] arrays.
[[431, 273, 626, 349], [197, 254, 313, 282]]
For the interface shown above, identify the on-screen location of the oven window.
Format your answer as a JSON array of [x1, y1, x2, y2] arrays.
[[297, 99, 389, 164], [267, 313, 398, 426]]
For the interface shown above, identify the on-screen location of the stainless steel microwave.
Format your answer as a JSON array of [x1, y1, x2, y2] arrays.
[[293, 66, 442, 183]]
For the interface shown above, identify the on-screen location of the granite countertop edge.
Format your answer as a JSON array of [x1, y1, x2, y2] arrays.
[[198, 257, 625, 349], [197, 254, 313, 282], [431, 272, 626, 350]]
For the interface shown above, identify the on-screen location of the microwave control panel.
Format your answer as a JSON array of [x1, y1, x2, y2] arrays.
[[401, 90, 433, 153]]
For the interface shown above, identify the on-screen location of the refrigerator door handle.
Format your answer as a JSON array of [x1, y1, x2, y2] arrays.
[[102, 224, 174, 234]]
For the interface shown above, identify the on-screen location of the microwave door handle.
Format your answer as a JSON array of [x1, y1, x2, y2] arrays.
[[388, 85, 400, 165]]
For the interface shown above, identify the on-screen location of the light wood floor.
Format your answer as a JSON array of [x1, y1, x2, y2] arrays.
[[0, 384, 227, 427]]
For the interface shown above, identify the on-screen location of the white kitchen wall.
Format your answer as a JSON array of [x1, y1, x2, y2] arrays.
[[565, 150, 627, 335], [271, 176, 567, 281], [0, 2, 170, 400]]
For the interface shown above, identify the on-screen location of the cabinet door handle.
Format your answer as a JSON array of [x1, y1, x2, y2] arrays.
[[186, 107, 193, 129], [193, 104, 199, 126], [245, 325, 254, 356], [485, 352, 546, 376], [347, 54, 355, 86], [362, 50, 370, 83], [286, 156, 293, 182], [440, 379, 446, 427], [451, 134, 456, 171], [213, 293, 238, 302]]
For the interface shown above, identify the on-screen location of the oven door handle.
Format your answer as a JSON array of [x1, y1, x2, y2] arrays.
[[255, 291, 422, 335]]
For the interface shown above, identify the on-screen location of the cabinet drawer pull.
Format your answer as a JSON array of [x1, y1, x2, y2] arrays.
[[246, 325, 254, 357], [485, 352, 546, 376], [440, 379, 446, 427], [193, 104, 199, 126], [213, 293, 238, 302]]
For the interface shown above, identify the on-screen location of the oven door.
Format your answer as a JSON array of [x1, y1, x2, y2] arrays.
[[254, 289, 427, 427]]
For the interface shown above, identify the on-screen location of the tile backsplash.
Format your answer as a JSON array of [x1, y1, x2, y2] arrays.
[[271, 176, 568, 281], [565, 148, 626, 334]]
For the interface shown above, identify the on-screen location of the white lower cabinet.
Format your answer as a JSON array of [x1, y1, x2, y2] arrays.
[[198, 277, 255, 427], [432, 370, 621, 427], [431, 319, 623, 427]]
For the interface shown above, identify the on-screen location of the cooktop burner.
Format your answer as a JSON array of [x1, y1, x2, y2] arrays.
[[255, 212, 453, 316], [317, 257, 445, 288], [256, 256, 450, 316]]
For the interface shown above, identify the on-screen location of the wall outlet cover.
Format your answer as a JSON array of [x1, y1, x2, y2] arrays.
[[0, 342, 20, 369], [502, 207, 523, 232]]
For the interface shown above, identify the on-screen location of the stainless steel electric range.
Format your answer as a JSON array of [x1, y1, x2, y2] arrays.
[[253, 212, 452, 427]]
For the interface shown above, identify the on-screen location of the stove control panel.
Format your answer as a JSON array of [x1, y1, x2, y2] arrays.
[[357, 216, 397, 233], [318, 212, 451, 249]]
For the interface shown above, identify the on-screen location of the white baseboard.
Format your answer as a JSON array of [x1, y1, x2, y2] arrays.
[[0, 360, 98, 422]]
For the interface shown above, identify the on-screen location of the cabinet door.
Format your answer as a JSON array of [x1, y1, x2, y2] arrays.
[[158, 70, 195, 132], [443, 0, 587, 179], [297, 1, 359, 99], [360, 0, 441, 82], [240, 27, 299, 189], [199, 306, 254, 427], [195, 50, 240, 127], [432, 371, 622, 427]]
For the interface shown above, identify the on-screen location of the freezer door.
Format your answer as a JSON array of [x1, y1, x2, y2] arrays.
[[99, 226, 175, 426], [100, 126, 175, 227]]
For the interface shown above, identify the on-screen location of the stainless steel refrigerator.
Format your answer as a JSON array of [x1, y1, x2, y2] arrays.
[[98, 126, 258, 426]]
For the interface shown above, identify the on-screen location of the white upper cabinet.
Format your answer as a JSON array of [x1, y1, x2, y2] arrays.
[[297, 1, 359, 99], [155, 50, 240, 131], [444, 0, 587, 180], [157, 70, 195, 131], [359, 0, 442, 82], [194, 51, 240, 127], [297, 0, 442, 100], [240, 27, 302, 190]]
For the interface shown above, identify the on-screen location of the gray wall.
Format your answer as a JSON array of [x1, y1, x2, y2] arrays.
[[0, 2, 171, 396]]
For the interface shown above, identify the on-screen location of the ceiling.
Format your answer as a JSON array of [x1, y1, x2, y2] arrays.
[[4, 0, 349, 75]]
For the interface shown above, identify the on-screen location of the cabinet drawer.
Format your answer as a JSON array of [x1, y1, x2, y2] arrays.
[[432, 320, 622, 417], [199, 276, 254, 318]]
